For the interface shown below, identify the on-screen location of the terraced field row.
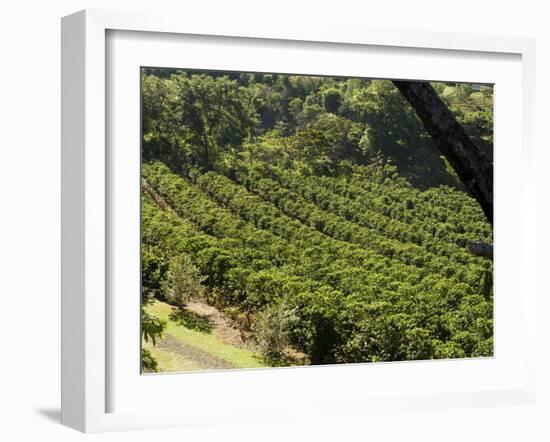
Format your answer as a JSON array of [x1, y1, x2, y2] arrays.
[[239, 164, 490, 252], [315, 170, 492, 241]]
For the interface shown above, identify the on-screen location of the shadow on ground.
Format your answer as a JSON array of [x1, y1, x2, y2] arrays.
[[35, 407, 61, 423], [169, 307, 213, 333]]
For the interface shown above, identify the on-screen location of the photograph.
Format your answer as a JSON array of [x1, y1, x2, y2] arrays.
[[0, 0, 544, 438], [140, 68, 494, 373]]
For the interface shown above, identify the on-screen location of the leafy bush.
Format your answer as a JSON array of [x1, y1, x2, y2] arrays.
[[161, 254, 206, 308], [252, 303, 297, 364]]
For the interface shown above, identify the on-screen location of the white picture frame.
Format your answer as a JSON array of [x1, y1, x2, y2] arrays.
[[61, 9, 537, 433]]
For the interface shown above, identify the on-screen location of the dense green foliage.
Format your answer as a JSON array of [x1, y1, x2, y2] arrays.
[[140, 69, 493, 367], [142, 69, 492, 188], [141, 295, 167, 372]]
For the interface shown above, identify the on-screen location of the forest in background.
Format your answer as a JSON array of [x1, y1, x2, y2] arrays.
[[140, 69, 494, 372]]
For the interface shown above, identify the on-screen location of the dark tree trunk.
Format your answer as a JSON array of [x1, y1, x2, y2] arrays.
[[392, 80, 493, 224], [467, 241, 494, 260]]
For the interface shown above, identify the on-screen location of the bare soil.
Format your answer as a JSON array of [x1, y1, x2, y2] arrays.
[[185, 301, 250, 349], [157, 334, 234, 370]]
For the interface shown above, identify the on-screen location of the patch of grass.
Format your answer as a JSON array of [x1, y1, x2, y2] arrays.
[[145, 300, 266, 370]]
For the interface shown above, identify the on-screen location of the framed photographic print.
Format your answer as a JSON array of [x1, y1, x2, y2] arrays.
[[61, 9, 537, 433]]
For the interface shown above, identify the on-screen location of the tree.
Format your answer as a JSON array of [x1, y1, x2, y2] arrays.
[[161, 254, 206, 308], [141, 72, 258, 171], [392, 80, 493, 224], [141, 74, 193, 170], [141, 294, 167, 372], [323, 87, 342, 114], [176, 74, 258, 168], [347, 80, 461, 188], [252, 303, 297, 365], [141, 304, 166, 345]]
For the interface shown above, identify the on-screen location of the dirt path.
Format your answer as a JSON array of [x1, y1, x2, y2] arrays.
[[185, 301, 248, 348], [144, 300, 265, 373], [157, 334, 234, 370]]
